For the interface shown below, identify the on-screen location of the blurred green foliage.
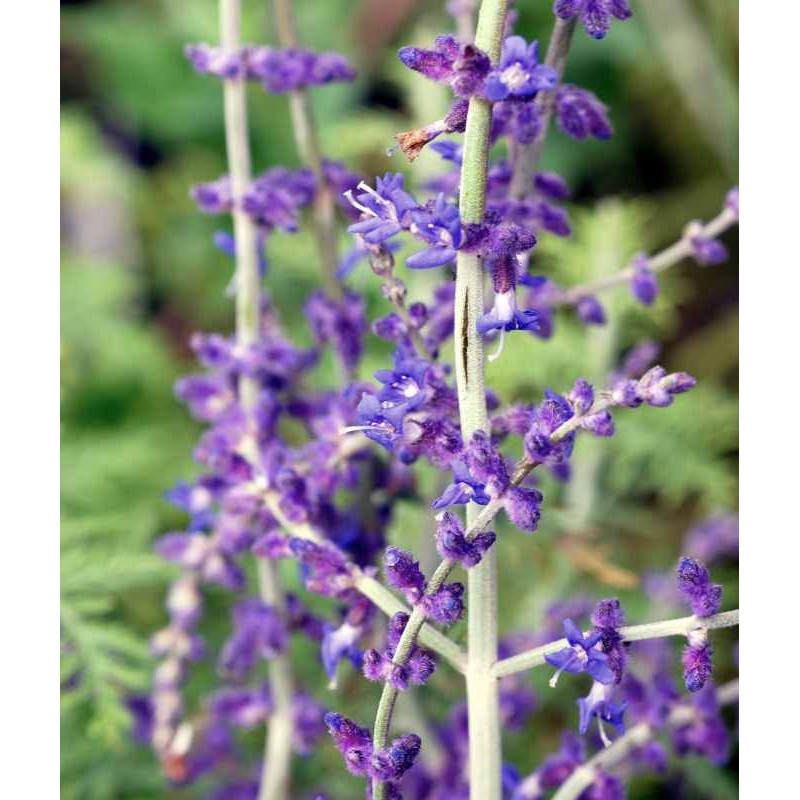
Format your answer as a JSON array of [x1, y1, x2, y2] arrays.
[[61, 1, 738, 797]]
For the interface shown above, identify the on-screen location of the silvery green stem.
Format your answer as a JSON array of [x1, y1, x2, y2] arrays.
[[552, 678, 739, 800], [220, 4, 294, 799], [272, 0, 340, 294], [492, 608, 740, 678], [260, 489, 468, 670], [456, 3, 508, 798], [508, 17, 577, 199], [560, 207, 739, 303]]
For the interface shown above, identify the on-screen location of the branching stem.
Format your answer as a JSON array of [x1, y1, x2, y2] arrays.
[[493, 609, 739, 678], [551, 679, 739, 800], [220, 3, 294, 798], [272, 0, 340, 294]]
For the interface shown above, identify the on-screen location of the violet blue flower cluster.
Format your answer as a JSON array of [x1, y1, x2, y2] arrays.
[[134, 2, 739, 798]]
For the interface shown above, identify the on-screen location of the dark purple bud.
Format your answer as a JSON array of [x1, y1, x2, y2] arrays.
[[384, 547, 427, 603], [421, 582, 465, 625], [676, 556, 723, 617], [576, 295, 606, 325], [683, 633, 713, 692], [629, 254, 659, 305]]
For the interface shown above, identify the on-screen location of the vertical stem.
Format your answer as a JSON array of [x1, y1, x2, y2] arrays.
[[508, 17, 576, 199], [272, 0, 341, 294], [455, 3, 508, 799], [220, 3, 295, 799]]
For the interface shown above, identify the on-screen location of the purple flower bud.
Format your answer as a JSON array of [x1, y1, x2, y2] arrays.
[[584, 770, 625, 800], [324, 712, 373, 776], [421, 582, 465, 625], [629, 254, 659, 305], [683, 632, 713, 692], [185, 44, 244, 79], [407, 649, 437, 685], [592, 599, 625, 629], [502, 486, 543, 532], [208, 683, 272, 728], [399, 36, 491, 99], [676, 556, 723, 617], [371, 733, 422, 782], [435, 510, 496, 567], [576, 295, 606, 325], [384, 547, 427, 603], [555, 86, 612, 140], [635, 366, 696, 407], [685, 221, 729, 266], [555, 0, 632, 40]]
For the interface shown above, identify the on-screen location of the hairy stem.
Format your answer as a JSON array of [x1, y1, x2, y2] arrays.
[[220, 4, 294, 798], [272, 0, 340, 294], [492, 608, 740, 678], [367, 381, 600, 796], [456, 3, 509, 798], [551, 679, 739, 800], [508, 17, 577, 198], [260, 490, 467, 670], [560, 207, 738, 303]]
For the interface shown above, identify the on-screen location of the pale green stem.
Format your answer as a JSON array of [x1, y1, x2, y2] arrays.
[[508, 17, 576, 199], [272, 0, 340, 294], [492, 608, 740, 678], [260, 489, 467, 671], [455, 3, 508, 799], [220, 4, 294, 799], [552, 678, 739, 800], [367, 393, 605, 798], [560, 208, 738, 303]]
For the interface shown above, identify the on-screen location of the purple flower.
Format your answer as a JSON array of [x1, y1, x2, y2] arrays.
[[219, 599, 288, 680], [305, 290, 367, 374], [684, 515, 739, 563], [435, 510, 496, 567], [555, 85, 613, 140], [208, 683, 272, 728], [503, 486, 544, 532], [289, 538, 355, 598], [420, 582, 465, 625], [671, 684, 730, 765], [346, 174, 418, 246], [677, 556, 723, 617], [384, 547, 427, 604], [407, 195, 462, 268], [577, 680, 627, 746], [321, 619, 364, 687], [685, 221, 729, 266], [538, 732, 585, 790], [591, 599, 626, 684], [683, 630, 713, 692], [191, 176, 233, 214], [524, 389, 576, 465], [185, 44, 244, 79], [477, 290, 541, 337], [433, 456, 492, 509], [370, 733, 422, 782], [576, 295, 606, 325], [484, 37, 557, 102], [554, 0, 633, 40], [545, 619, 615, 687], [584, 770, 625, 800], [292, 692, 326, 755], [398, 35, 491, 98], [324, 712, 373, 776], [634, 366, 697, 408], [247, 47, 355, 92], [629, 254, 659, 305]]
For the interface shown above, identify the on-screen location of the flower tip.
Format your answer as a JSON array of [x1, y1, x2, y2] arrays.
[[394, 128, 431, 162]]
